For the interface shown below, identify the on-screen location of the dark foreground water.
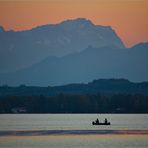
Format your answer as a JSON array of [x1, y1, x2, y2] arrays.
[[0, 114, 148, 147]]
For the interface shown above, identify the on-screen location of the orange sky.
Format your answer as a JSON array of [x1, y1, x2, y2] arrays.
[[0, 0, 148, 47]]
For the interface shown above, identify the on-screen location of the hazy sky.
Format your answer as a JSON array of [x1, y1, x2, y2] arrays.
[[0, 0, 148, 47]]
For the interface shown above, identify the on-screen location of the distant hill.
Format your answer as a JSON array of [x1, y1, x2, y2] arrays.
[[0, 42, 148, 86], [0, 18, 124, 72], [0, 79, 148, 97]]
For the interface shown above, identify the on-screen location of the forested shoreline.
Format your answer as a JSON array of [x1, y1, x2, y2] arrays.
[[1, 79, 148, 113], [0, 93, 148, 113]]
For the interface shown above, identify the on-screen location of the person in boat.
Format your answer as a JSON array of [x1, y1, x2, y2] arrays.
[[104, 118, 108, 124], [96, 118, 99, 124]]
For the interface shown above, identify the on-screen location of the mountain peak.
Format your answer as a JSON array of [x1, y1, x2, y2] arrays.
[[60, 18, 94, 26]]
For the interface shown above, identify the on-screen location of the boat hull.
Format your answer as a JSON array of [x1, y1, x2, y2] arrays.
[[92, 121, 111, 125]]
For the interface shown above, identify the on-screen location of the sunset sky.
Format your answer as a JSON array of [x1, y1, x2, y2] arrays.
[[0, 0, 148, 47]]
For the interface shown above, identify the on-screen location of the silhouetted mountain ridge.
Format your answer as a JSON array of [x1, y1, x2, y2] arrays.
[[0, 18, 124, 72], [0, 78, 148, 97]]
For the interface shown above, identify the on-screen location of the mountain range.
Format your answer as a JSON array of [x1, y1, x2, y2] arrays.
[[0, 18, 124, 73], [0, 18, 148, 86], [0, 42, 148, 86]]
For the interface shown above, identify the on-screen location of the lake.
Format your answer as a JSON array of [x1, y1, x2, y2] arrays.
[[0, 114, 148, 147]]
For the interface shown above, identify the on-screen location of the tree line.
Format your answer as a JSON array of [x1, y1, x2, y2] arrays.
[[0, 93, 148, 113]]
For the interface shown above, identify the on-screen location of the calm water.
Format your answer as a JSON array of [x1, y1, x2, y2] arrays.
[[0, 114, 148, 147]]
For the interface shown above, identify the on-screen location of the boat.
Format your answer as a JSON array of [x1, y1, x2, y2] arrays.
[[92, 121, 111, 125]]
